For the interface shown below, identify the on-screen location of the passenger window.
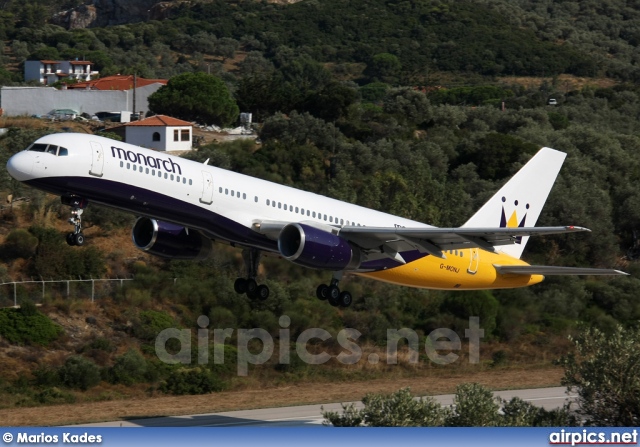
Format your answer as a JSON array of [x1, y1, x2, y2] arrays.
[[127, 163, 130, 169], [133, 165, 137, 171], [219, 187, 223, 193], [278, 202, 281, 209], [329, 216, 333, 223], [324, 214, 327, 221], [284, 204, 288, 211], [146, 168, 150, 174], [164, 173, 168, 179], [120, 161, 124, 168], [189, 179, 192, 185], [151, 169, 155, 175], [243, 193, 247, 200], [183, 178, 186, 184], [340, 219, 344, 225], [231, 190, 235, 197], [313, 212, 316, 218], [272, 201, 276, 207], [267, 199, 270, 206], [176, 175, 180, 182], [295, 207, 299, 213], [171, 174, 174, 180], [307, 210, 310, 217], [225, 189, 228, 195]]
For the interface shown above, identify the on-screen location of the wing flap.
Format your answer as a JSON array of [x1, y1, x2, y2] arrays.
[[494, 265, 628, 276], [338, 225, 589, 252]]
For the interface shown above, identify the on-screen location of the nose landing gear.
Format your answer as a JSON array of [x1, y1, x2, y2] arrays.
[[62, 196, 88, 246]]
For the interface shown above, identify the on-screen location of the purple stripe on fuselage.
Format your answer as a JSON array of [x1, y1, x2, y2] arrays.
[[24, 176, 429, 272]]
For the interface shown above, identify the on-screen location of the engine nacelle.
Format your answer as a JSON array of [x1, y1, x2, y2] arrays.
[[132, 217, 212, 260], [278, 223, 361, 270]]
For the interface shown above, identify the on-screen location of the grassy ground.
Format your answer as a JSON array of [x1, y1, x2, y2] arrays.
[[0, 365, 563, 426]]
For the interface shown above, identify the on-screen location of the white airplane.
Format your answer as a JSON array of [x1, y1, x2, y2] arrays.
[[6, 133, 627, 307]]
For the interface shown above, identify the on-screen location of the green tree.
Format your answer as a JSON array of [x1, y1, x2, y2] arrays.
[[148, 72, 239, 126], [365, 53, 401, 84], [560, 324, 640, 426]]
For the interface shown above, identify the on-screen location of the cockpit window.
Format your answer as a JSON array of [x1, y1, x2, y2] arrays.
[[28, 143, 48, 152], [27, 143, 69, 156]]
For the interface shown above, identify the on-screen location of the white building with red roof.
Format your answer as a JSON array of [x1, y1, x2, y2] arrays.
[[24, 60, 98, 85], [121, 115, 193, 152]]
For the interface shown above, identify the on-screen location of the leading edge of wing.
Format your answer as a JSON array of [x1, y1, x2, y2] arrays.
[[494, 265, 629, 276], [339, 225, 590, 238]]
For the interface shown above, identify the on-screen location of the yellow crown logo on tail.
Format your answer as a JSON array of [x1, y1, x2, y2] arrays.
[[500, 197, 529, 243]]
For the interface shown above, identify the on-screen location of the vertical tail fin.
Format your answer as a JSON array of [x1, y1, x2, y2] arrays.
[[462, 147, 566, 259]]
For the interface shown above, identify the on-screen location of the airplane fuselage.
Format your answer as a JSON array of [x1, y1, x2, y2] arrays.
[[7, 133, 543, 290]]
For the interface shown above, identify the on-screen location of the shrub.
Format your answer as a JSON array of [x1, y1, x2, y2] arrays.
[[323, 388, 448, 427], [2, 229, 38, 259], [446, 383, 500, 427], [133, 310, 178, 342], [160, 368, 227, 395], [107, 349, 148, 385], [58, 356, 101, 391], [0, 307, 63, 346]]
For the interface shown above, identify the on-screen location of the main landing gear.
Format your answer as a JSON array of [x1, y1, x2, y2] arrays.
[[316, 273, 353, 308], [234, 248, 270, 301], [62, 196, 88, 246]]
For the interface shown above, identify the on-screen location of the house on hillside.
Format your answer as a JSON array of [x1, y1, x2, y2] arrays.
[[113, 115, 193, 152], [24, 60, 98, 85]]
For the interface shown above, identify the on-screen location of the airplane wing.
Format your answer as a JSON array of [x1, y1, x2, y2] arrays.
[[494, 265, 629, 276], [253, 220, 590, 260], [337, 225, 590, 258]]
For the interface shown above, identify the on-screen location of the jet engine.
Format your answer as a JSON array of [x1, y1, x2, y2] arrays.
[[132, 217, 212, 260], [278, 223, 361, 270]]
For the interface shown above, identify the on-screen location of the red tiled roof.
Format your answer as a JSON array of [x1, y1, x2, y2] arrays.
[[126, 115, 193, 127], [68, 75, 168, 91], [40, 60, 60, 64], [70, 60, 93, 65]]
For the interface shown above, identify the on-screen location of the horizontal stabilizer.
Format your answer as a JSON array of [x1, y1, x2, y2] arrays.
[[494, 265, 629, 276]]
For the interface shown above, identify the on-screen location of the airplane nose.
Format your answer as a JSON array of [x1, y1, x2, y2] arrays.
[[6, 152, 33, 181]]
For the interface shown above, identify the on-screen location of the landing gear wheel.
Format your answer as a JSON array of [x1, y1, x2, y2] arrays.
[[73, 233, 85, 246], [234, 278, 248, 294], [256, 284, 270, 301], [339, 291, 353, 308], [66, 233, 76, 246], [316, 284, 329, 300], [328, 285, 340, 301], [246, 278, 258, 295], [328, 291, 340, 307]]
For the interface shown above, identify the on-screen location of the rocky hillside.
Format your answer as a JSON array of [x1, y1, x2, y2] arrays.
[[51, 0, 184, 29]]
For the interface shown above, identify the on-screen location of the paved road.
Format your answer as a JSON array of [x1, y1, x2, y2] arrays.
[[75, 386, 576, 427]]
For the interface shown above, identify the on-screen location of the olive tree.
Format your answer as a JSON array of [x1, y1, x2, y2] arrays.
[[560, 324, 640, 426], [148, 72, 239, 127]]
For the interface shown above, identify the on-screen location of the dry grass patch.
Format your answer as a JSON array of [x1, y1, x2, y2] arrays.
[[0, 365, 564, 426]]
